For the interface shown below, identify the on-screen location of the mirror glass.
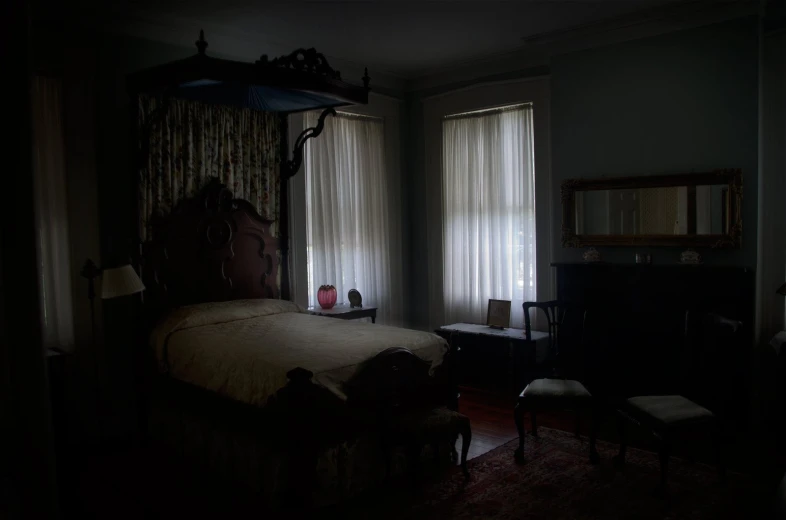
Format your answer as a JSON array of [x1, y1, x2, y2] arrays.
[[575, 185, 730, 236]]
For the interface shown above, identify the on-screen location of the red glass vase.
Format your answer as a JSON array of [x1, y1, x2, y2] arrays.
[[317, 285, 337, 309]]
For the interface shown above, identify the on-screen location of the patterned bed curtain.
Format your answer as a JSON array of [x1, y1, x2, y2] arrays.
[[138, 96, 281, 240]]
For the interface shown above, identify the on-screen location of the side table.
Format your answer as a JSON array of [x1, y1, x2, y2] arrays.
[[307, 303, 378, 323], [436, 323, 548, 395]]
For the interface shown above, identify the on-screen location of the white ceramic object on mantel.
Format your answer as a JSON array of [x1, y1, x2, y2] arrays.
[[582, 247, 601, 263], [679, 249, 702, 265]]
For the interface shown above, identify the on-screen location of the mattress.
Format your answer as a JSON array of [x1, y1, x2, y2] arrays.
[[150, 298, 449, 406]]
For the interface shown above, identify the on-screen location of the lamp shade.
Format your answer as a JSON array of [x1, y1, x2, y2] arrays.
[[101, 265, 145, 299]]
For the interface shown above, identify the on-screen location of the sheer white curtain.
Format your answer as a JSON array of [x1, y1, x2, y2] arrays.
[[442, 105, 536, 327], [305, 112, 401, 324], [31, 76, 75, 351]]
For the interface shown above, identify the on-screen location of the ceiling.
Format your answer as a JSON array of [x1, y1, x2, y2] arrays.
[[64, 0, 754, 89]]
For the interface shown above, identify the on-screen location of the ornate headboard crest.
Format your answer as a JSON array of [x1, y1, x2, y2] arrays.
[[257, 47, 342, 80], [142, 178, 281, 316]]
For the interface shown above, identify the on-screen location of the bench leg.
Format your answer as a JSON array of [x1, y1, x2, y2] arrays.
[[381, 439, 392, 483], [657, 439, 670, 497], [575, 412, 582, 438], [531, 410, 538, 438], [514, 400, 526, 463], [714, 420, 726, 485], [613, 412, 627, 468], [407, 444, 421, 490], [588, 403, 600, 465], [460, 424, 471, 479]]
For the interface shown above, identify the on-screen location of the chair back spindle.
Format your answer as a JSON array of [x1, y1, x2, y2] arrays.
[[681, 311, 742, 416], [524, 301, 585, 380]]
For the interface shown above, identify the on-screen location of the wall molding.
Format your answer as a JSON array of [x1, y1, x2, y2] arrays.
[[408, 0, 759, 92]]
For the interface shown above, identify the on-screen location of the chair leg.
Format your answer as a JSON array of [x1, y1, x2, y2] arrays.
[[407, 444, 421, 490], [714, 421, 726, 485], [613, 413, 627, 468], [657, 440, 670, 497], [514, 400, 526, 463], [336, 443, 346, 502], [460, 424, 471, 479], [382, 439, 392, 483], [531, 410, 538, 438], [588, 404, 600, 465]]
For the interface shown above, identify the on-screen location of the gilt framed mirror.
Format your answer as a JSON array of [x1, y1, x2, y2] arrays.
[[561, 169, 742, 249]]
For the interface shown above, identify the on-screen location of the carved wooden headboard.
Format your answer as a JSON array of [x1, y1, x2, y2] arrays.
[[141, 178, 280, 317]]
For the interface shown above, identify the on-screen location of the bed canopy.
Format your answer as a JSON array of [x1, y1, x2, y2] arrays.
[[128, 31, 371, 301], [128, 31, 369, 115]]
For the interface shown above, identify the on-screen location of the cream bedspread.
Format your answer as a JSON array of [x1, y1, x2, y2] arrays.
[[151, 299, 448, 406]]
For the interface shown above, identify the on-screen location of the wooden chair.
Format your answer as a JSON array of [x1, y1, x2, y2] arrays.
[[345, 347, 472, 484], [514, 301, 599, 464], [613, 311, 741, 495]]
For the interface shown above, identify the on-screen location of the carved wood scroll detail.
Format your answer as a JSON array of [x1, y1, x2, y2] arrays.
[[141, 178, 280, 317], [257, 48, 342, 80], [282, 107, 335, 178]]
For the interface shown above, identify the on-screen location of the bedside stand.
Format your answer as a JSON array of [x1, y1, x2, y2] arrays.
[[307, 303, 378, 323]]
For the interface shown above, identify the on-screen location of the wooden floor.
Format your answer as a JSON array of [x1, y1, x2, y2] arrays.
[[459, 386, 520, 460], [65, 386, 762, 519], [457, 386, 588, 460], [459, 385, 755, 474]]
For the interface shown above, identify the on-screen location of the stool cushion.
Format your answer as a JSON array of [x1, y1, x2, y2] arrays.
[[396, 406, 469, 437], [627, 395, 713, 426], [521, 378, 591, 399]]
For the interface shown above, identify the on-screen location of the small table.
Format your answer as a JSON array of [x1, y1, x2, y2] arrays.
[[436, 323, 549, 394], [307, 303, 378, 323]]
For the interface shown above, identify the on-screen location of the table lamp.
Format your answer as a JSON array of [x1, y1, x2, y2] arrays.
[[81, 260, 145, 443], [81, 259, 146, 347], [101, 265, 146, 300]]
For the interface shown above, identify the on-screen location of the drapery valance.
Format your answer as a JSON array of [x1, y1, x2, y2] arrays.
[[138, 96, 281, 239]]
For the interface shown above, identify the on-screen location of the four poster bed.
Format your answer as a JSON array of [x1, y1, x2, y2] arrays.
[[127, 32, 456, 506]]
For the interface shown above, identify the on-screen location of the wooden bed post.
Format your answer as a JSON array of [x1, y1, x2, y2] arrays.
[[277, 107, 336, 302], [279, 113, 291, 301], [129, 88, 157, 446], [268, 367, 324, 509]]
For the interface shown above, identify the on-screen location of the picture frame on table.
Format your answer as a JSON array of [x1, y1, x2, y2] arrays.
[[486, 299, 512, 329]]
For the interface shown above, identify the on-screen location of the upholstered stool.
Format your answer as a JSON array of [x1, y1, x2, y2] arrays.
[[385, 405, 471, 481], [626, 395, 713, 426], [615, 394, 722, 495], [613, 312, 741, 496]]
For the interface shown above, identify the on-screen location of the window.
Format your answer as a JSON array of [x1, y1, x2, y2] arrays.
[[305, 112, 400, 324], [31, 76, 74, 350], [441, 104, 536, 326]]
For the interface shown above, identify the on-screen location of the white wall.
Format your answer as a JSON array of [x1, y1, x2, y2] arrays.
[[420, 77, 552, 330], [288, 93, 405, 310]]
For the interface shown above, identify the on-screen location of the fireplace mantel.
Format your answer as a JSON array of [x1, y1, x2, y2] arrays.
[[552, 262, 754, 418]]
